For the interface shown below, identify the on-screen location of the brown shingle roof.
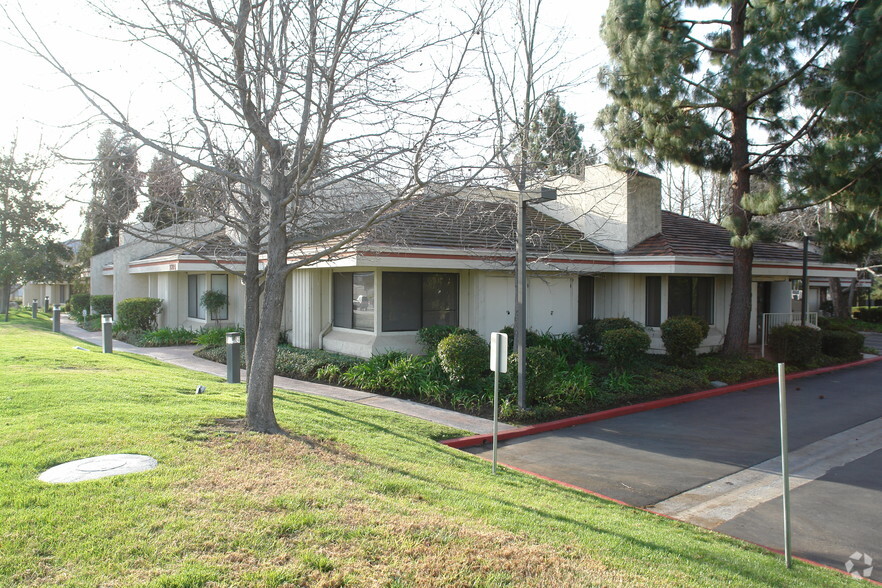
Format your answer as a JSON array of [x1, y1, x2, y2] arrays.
[[136, 232, 245, 261], [357, 196, 611, 257], [627, 211, 818, 263]]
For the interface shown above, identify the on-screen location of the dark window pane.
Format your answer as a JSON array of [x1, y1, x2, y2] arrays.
[[333, 272, 353, 329], [578, 276, 594, 325], [352, 272, 375, 331], [694, 277, 714, 324], [188, 275, 198, 318], [383, 272, 421, 331], [422, 273, 458, 327], [668, 276, 693, 318], [210, 274, 229, 320], [646, 276, 661, 327]]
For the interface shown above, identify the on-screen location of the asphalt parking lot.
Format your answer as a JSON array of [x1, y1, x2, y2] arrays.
[[466, 350, 882, 580]]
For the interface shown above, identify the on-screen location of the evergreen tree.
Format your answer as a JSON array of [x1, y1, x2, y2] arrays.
[[791, 0, 882, 264], [526, 94, 597, 176], [141, 154, 185, 230], [597, 0, 852, 354], [0, 145, 74, 316], [86, 129, 140, 254]]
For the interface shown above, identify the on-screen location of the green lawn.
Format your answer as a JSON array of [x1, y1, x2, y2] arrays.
[[0, 313, 856, 587]]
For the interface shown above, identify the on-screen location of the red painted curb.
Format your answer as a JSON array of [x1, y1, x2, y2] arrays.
[[441, 355, 882, 449], [485, 459, 882, 585]]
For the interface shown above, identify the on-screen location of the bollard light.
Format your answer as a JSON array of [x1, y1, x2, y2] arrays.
[[31, 299, 38, 319], [226, 331, 241, 384], [101, 314, 113, 354], [52, 304, 62, 333], [43, 295, 50, 313]]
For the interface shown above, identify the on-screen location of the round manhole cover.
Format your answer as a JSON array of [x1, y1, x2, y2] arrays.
[[39, 454, 158, 483]]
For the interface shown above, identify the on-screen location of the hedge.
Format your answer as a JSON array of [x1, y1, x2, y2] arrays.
[[601, 327, 650, 371], [69, 294, 91, 317], [820, 329, 864, 360], [579, 317, 643, 353], [437, 332, 489, 385], [116, 298, 163, 331], [853, 307, 882, 323], [767, 325, 822, 364], [91, 295, 114, 316]]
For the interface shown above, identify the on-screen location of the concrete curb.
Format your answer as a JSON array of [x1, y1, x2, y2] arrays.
[[441, 355, 882, 449]]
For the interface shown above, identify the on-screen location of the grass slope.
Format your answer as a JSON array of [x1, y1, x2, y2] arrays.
[[0, 314, 854, 587]]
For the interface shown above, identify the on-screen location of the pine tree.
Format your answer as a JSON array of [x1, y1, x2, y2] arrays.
[[141, 154, 185, 230], [597, 0, 852, 354], [526, 94, 597, 176], [87, 130, 140, 254]]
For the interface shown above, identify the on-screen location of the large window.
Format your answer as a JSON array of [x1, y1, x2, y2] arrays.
[[333, 272, 375, 331], [668, 276, 714, 324], [382, 272, 458, 332], [578, 276, 595, 325], [188, 274, 229, 320]]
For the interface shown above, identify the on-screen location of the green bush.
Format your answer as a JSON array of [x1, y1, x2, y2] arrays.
[[416, 325, 478, 355], [505, 346, 561, 402], [528, 330, 583, 364], [116, 298, 163, 331], [661, 316, 709, 365], [276, 345, 362, 380], [69, 294, 91, 317], [437, 333, 489, 386], [820, 329, 864, 360], [91, 294, 114, 316], [853, 306, 882, 323], [601, 327, 650, 371], [578, 317, 643, 353], [138, 327, 197, 347], [195, 326, 244, 347], [767, 325, 822, 364]]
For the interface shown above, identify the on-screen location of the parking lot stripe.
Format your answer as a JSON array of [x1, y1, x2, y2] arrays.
[[652, 417, 882, 528]]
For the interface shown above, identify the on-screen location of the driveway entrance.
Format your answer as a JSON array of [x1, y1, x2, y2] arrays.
[[466, 358, 882, 580]]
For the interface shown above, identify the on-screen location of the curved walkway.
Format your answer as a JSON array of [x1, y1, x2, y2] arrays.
[[57, 317, 516, 435]]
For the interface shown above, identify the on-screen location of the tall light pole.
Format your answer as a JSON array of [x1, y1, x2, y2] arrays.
[[515, 186, 556, 409]]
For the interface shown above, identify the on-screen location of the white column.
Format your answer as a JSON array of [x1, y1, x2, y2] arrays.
[[289, 269, 321, 349]]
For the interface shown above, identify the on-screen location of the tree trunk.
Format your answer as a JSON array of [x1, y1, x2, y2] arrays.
[[244, 198, 285, 434], [721, 0, 754, 356], [1, 279, 9, 320], [829, 277, 851, 319], [243, 248, 261, 370]]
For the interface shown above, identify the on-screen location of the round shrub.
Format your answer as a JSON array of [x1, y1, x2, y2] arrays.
[[661, 316, 708, 364], [116, 297, 163, 331], [820, 329, 864, 360], [437, 332, 489, 386], [601, 327, 650, 371], [579, 317, 643, 353], [417, 325, 478, 355], [767, 325, 822, 365]]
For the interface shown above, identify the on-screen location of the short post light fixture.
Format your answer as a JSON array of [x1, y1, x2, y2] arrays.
[[31, 299, 38, 319], [101, 314, 113, 354], [52, 304, 62, 333], [43, 295, 50, 313], [226, 332, 241, 384]]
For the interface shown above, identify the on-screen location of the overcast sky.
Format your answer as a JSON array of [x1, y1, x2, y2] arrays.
[[1, 0, 611, 239]]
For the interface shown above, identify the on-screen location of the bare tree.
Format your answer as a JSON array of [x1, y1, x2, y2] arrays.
[[8, 0, 485, 433]]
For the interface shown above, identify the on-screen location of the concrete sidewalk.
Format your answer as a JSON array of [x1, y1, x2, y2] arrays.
[[58, 317, 515, 435]]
